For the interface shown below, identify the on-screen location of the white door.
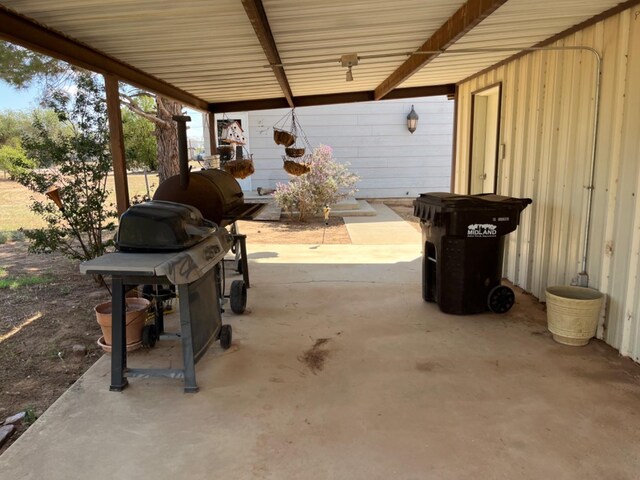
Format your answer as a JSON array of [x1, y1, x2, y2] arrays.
[[469, 85, 501, 194], [214, 112, 252, 191]]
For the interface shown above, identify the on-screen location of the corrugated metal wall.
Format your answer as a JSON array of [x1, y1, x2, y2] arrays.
[[454, 7, 640, 360], [246, 97, 454, 198]]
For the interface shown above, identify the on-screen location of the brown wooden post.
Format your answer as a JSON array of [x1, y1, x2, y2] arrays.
[[207, 111, 218, 156], [104, 74, 129, 217]]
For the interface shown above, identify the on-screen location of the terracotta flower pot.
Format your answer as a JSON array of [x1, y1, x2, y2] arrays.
[[95, 298, 150, 346]]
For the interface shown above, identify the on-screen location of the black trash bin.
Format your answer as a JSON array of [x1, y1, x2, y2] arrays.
[[413, 193, 532, 315]]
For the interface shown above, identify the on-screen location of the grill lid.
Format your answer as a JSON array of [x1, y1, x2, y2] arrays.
[[116, 200, 217, 253]]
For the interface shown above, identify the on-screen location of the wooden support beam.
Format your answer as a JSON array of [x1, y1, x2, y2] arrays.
[[104, 75, 129, 217], [210, 84, 456, 113], [450, 85, 460, 193], [374, 0, 507, 100], [0, 6, 209, 110], [241, 0, 295, 108], [207, 112, 218, 156]]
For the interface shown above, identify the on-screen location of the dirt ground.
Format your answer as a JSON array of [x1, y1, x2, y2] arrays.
[[0, 201, 416, 454], [0, 242, 109, 453], [378, 199, 422, 232], [237, 217, 351, 244]]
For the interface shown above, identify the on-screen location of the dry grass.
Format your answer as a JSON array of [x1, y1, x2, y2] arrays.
[[0, 173, 158, 232]]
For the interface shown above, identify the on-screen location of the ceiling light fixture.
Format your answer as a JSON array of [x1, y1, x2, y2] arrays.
[[346, 65, 353, 82], [340, 53, 359, 82]]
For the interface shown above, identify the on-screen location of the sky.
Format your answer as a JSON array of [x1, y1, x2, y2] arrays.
[[0, 79, 205, 141], [0, 81, 43, 110]]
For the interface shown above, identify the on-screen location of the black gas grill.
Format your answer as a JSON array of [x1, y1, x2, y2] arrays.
[[80, 115, 260, 393]]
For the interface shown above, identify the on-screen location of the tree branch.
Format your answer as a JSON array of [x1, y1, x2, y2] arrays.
[[156, 96, 172, 118], [120, 93, 169, 126]]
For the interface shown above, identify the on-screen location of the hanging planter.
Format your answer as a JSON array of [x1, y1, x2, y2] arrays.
[[273, 109, 314, 175], [273, 128, 296, 147], [285, 146, 305, 158], [217, 145, 234, 161], [283, 157, 311, 176], [217, 118, 255, 179], [272, 109, 300, 147], [224, 156, 255, 179]]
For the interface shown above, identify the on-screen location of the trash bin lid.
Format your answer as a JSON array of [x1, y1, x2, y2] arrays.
[[413, 192, 532, 227], [416, 192, 532, 209]]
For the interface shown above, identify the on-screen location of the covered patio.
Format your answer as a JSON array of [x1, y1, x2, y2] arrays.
[[2, 0, 640, 477], [2, 241, 640, 479]]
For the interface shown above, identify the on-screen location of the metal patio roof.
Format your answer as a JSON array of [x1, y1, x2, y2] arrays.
[[0, 0, 634, 111]]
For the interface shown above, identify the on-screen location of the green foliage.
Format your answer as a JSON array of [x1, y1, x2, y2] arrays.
[[13, 73, 117, 261], [0, 267, 51, 289], [274, 145, 359, 221], [0, 110, 30, 147], [0, 110, 64, 149], [122, 95, 158, 170], [0, 231, 25, 244], [0, 41, 67, 89], [0, 144, 36, 177], [23, 407, 38, 425]]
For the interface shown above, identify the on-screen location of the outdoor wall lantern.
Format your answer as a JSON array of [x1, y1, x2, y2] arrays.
[[407, 105, 419, 134]]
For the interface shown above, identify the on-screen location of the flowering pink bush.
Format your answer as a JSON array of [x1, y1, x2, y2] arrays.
[[274, 145, 358, 221]]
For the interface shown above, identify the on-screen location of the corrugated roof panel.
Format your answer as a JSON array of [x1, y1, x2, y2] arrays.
[[403, 0, 622, 87], [264, 0, 466, 96], [1, 0, 283, 103], [0, 0, 628, 103]]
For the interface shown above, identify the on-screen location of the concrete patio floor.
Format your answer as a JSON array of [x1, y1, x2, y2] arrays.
[[2, 243, 640, 479]]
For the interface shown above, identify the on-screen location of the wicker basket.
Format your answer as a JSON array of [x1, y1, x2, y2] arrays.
[[223, 158, 255, 179], [273, 128, 296, 147], [217, 145, 234, 161], [283, 159, 311, 176], [285, 147, 305, 158]]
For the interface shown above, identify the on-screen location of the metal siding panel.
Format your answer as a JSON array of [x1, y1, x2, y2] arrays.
[[530, 48, 561, 297], [602, 10, 634, 351], [617, 9, 640, 359], [454, 7, 640, 360]]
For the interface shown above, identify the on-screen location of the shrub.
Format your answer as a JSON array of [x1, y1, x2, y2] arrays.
[[14, 73, 116, 261], [274, 145, 359, 221], [0, 144, 36, 178]]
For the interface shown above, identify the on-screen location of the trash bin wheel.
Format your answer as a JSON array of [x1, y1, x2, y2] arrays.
[[487, 285, 515, 314], [235, 259, 243, 274], [219, 324, 232, 350], [142, 324, 158, 348], [230, 280, 247, 314]]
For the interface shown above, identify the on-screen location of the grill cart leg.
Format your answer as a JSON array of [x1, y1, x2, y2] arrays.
[[177, 284, 199, 393], [230, 223, 250, 288], [237, 234, 250, 288], [110, 277, 129, 392]]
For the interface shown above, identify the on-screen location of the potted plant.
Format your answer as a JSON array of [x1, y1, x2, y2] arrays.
[[94, 297, 150, 352]]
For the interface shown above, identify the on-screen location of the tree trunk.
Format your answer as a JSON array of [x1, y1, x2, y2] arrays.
[[155, 97, 182, 182]]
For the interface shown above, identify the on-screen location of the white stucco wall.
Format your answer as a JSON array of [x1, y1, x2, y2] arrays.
[[214, 96, 454, 198]]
